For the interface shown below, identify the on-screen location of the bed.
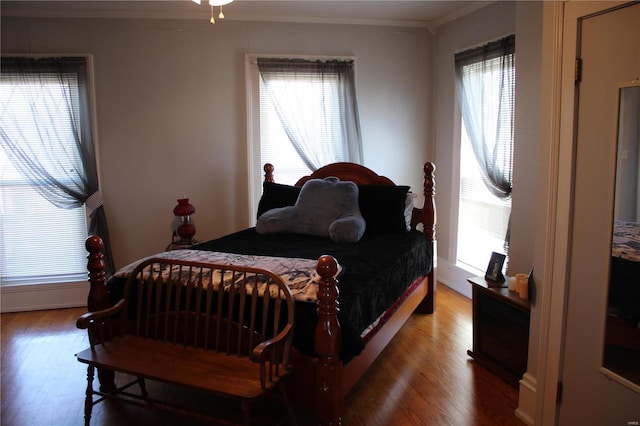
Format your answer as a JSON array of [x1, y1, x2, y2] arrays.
[[604, 220, 640, 383], [609, 220, 640, 324], [84, 161, 436, 425]]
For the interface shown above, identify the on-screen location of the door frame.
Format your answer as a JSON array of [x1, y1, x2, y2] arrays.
[[536, 1, 634, 424]]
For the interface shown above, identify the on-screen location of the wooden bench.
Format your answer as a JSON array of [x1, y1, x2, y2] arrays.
[[75, 256, 296, 425]]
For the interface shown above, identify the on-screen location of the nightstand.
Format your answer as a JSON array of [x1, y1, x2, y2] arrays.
[[466, 276, 531, 388]]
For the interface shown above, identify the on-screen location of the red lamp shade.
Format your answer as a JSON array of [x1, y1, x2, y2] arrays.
[[173, 198, 195, 217]]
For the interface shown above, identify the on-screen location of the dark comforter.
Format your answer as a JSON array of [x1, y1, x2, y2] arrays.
[[108, 227, 431, 362], [610, 221, 640, 323]]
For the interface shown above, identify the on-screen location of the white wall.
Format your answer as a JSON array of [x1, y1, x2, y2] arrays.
[[432, 0, 542, 300], [512, 0, 544, 352], [1, 17, 433, 269], [433, 1, 517, 297]]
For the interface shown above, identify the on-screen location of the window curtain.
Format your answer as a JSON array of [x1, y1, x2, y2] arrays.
[[257, 58, 363, 170], [0, 57, 115, 277], [455, 36, 515, 251], [455, 35, 515, 199]]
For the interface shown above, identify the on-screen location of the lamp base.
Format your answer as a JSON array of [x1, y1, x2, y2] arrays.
[[167, 230, 197, 251], [166, 238, 198, 251], [177, 223, 196, 240]]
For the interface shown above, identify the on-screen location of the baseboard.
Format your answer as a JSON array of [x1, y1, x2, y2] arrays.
[[515, 373, 537, 425], [1, 281, 87, 312], [436, 256, 477, 299]]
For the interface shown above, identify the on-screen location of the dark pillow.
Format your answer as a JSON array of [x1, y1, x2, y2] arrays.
[[257, 182, 301, 219], [358, 185, 410, 234]]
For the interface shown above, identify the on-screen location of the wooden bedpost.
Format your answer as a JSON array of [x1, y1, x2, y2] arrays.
[[423, 162, 436, 242], [421, 162, 436, 314], [315, 255, 343, 426], [264, 163, 274, 183], [85, 236, 110, 312], [84, 236, 116, 392]]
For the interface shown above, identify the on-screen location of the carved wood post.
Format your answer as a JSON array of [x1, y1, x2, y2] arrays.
[[264, 163, 274, 183], [84, 236, 116, 392], [423, 162, 436, 242], [315, 255, 343, 426], [86, 236, 110, 312], [421, 162, 437, 314]]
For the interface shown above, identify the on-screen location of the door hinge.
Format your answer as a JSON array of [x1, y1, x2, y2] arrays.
[[556, 381, 563, 404], [575, 58, 583, 83]]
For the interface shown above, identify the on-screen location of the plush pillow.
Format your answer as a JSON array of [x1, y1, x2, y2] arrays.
[[256, 177, 366, 243], [256, 182, 301, 219], [358, 185, 410, 234], [404, 192, 417, 231]]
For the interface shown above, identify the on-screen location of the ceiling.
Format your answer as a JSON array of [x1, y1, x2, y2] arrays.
[[1, 1, 494, 29]]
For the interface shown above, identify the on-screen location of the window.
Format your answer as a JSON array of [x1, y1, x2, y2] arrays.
[[0, 57, 103, 287], [246, 56, 363, 217], [455, 35, 515, 272], [0, 157, 87, 285], [258, 73, 327, 185]]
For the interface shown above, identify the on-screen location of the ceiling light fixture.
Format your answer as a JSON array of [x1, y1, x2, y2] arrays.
[[191, 0, 233, 25]]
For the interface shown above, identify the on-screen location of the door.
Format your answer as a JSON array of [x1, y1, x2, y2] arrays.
[[560, 2, 640, 424]]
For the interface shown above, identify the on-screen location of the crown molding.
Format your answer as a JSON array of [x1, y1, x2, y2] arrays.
[[1, 1, 493, 30]]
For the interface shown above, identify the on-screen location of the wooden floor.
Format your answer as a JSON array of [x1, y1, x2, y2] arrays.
[[1, 284, 524, 426]]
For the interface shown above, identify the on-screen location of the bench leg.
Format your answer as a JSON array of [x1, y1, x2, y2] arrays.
[[97, 368, 116, 393], [84, 365, 95, 426], [280, 381, 297, 426], [138, 377, 148, 399], [241, 400, 251, 426]]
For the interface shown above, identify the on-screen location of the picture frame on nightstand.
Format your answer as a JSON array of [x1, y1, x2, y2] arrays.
[[485, 251, 506, 283]]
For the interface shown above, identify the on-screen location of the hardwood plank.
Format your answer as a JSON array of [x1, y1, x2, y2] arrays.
[[342, 285, 523, 426], [0, 284, 524, 425]]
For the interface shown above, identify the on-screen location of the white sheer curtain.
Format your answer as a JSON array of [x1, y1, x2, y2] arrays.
[[455, 35, 515, 252], [455, 35, 515, 199], [257, 58, 363, 170], [0, 56, 115, 277]]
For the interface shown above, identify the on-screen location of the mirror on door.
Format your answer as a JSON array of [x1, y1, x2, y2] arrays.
[[603, 84, 640, 387]]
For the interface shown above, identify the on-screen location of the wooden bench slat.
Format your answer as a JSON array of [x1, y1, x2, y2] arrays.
[[76, 258, 296, 424], [76, 335, 281, 399]]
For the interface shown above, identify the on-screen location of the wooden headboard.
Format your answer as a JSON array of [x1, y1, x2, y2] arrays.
[[263, 161, 436, 242]]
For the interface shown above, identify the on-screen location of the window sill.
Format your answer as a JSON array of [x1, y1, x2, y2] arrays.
[[1, 281, 87, 313]]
